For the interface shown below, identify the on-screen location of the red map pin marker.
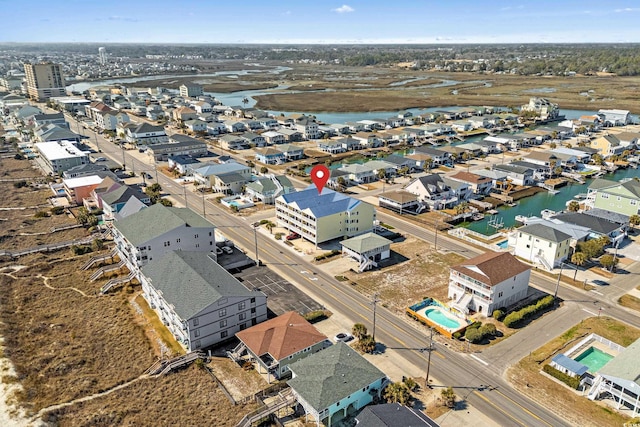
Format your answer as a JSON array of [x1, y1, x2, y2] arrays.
[[310, 165, 330, 194]]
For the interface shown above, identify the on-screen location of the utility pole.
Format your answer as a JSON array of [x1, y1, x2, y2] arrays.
[[121, 144, 126, 170], [183, 184, 188, 209], [371, 293, 380, 342], [554, 263, 564, 299], [253, 225, 259, 266], [434, 219, 439, 251], [425, 327, 434, 389], [202, 189, 206, 217], [93, 130, 100, 152]]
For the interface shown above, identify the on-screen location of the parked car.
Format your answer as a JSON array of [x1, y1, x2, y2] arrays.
[[222, 246, 233, 255], [334, 332, 353, 343], [95, 157, 106, 162], [286, 232, 301, 241]]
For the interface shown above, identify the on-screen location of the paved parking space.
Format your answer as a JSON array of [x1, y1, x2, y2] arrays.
[[232, 265, 323, 316]]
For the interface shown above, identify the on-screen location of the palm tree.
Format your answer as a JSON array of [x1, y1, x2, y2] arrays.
[[441, 387, 456, 408], [265, 221, 275, 235], [454, 202, 469, 215], [592, 154, 604, 165], [337, 176, 346, 191], [377, 169, 387, 181], [383, 382, 410, 404], [571, 251, 586, 267], [629, 214, 640, 230], [352, 323, 368, 339]]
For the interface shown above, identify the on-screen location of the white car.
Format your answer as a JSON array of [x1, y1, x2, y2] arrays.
[[334, 332, 353, 343], [222, 246, 233, 255]]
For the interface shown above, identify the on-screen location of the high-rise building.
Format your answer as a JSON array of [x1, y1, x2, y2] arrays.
[[98, 47, 107, 65], [23, 62, 66, 101]]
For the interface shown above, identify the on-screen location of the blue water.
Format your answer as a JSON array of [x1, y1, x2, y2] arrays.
[[496, 240, 509, 249], [466, 167, 640, 235], [425, 307, 460, 329]]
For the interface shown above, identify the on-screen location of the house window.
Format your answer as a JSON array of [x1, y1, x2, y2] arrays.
[[194, 340, 201, 349], [219, 309, 226, 317], [251, 298, 256, 303], [221, 331, 228, 339], [631, 200, 637, 205], [602, 194, 609, 199], [209, 231, 213, 236], [238, 302, 246, 310], [176, 238, 181, 243], [239, 313, 246, 321], [220, 320, 227, 328], [193, 318, 199, 327], [549, 242, 552, 248], [498, 291, 503, 298], [251, 308, 256, 314], [617, 196, 622, 201], [210, 241, 213, 245], [239, 323, 247, 330], [194, 329, 200, 337], [194, 234, 199, 238]]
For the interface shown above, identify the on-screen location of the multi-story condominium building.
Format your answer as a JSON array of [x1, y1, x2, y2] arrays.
[[140, 251, 267, 351], [294, 117, 319, 140], [111, 203, 216, 274], [24, 62, 66, 101], [448, 251, 531, 316], [275, 187, 376, 245], [34, 140, 89, 175], [179, 83, 204, 98]]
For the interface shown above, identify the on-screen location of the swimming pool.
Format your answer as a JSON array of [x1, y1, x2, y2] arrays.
[[496, 240, 509, 249], [574, 347, 613, 373], [424, 307, 460, 329]]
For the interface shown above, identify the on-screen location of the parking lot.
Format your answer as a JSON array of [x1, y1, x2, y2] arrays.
[[232, 265, 323, 317]]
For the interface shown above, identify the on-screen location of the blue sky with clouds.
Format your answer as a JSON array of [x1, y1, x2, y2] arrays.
[[1, 0, 640, 43]]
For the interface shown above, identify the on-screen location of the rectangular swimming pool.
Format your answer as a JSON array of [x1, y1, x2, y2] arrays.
[[574, 347, 614, 373]]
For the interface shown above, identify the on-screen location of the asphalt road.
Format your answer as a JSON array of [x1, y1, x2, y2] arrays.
[[73, 118, 639, 427]]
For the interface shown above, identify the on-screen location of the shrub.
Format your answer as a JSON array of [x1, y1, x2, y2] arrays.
[[542, 364, 580, 389], [274, 232, 283, 240], [479, 323, 497, 337], [314, 249, 340, 261], [352, 323, 368, 339], [13, 180, 27, 188], [303, 310, 329, 323], [503, 312, 522, 328], [465, 327, 483, 343], [50, 206, 65, 215], [492, 309, 504, 320], [356, 335, 376, 353], [34, 210, 49, 218], [467, 321, 482, 330], [452, 331, 463, 340], [70, 245, 93, 256], [403, 377, 417, 391]]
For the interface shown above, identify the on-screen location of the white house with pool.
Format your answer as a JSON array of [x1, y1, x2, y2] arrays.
[[448, 251, 531, 316]]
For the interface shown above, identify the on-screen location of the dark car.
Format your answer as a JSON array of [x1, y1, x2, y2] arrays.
[[592, 280, 609, 286]]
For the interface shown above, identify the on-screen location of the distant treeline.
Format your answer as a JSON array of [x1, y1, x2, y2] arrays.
[[4, 43, 640, 76]]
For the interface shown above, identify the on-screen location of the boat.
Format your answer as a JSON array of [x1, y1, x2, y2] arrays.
[[471, 213, 484, 221], [574, 193, 588, 200], [541, 209, 556, 219], [506, 201, 519, 207], [486, 209, 499, 215], [547, 189, 559, 195], [515, 215, 529, 223]]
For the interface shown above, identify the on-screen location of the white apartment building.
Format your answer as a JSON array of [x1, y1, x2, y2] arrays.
[[124, 122, 169, 145], [448, 251, 531, 316], [275, 187, 376, 245], [140, 251, 267, 351], [34, 140, 89, 175], [179, 83, 204, 98], [111, 203, 217, 275]]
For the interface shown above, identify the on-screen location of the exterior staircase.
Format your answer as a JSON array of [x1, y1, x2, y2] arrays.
[[453, 293, 473, 315], [587, 375, 603, 400], [235, 388, 296, 427], [100, 271, 135, 294], [82, 248, 118, 270], [227, 342, 247, 362], [90, 259, 126, 281]]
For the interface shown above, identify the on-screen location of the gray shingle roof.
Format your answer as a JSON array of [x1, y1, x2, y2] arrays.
[[114, 203, 212, 246], [141, 251, 260, 320], [288, 342, 386, 412], [598, 338, 640, 385], [552, 212, 620, 235], [356, 403, 440, 427], [101, 185, 148, 207], [519, 223, 571, 243], [341, 232, 391, 254]]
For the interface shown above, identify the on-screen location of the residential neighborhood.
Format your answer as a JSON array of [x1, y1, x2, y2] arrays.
[[3, 37, 640, 427]]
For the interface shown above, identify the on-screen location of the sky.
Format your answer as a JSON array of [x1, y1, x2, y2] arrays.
[[2, 0, 640, 44]]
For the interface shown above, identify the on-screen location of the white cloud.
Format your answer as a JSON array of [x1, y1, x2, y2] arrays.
[[282, 10, 291, 16], [332, 5, 354, 13], [614, 7, 640, 12]]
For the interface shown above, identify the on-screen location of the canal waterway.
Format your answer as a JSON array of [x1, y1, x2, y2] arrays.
[[464, 167, 640, 235]]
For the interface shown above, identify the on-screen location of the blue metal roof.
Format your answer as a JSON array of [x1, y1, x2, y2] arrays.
[[552, 354, 589, 376], [280, 186, 361, 218]]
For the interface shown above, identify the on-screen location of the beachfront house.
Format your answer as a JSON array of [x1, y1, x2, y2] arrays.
[[586, 178, 640, 218], [288, 342, 389, 427], [404, 174, 457, 210], [448, 251, 531, 316], [233, 311, 328, 382]]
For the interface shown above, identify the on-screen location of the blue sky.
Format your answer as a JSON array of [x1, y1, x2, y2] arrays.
[[2, 0, 640, 43]]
